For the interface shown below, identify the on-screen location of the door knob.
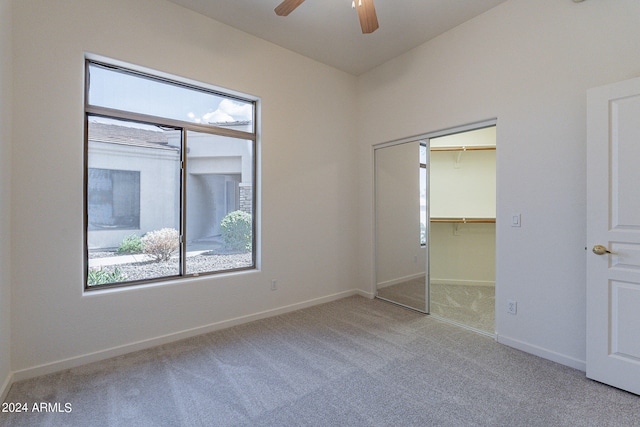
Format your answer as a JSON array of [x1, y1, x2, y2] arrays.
[[592, 245, 612, 255]]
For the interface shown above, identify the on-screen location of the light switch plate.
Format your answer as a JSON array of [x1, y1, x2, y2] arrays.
[[511, 213, 521, 227]]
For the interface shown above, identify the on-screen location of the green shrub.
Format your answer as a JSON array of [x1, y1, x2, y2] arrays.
[[87, 267, 127, 286], [142, 228, 179, 262], [117, 234, 143, 254], [220, 210, 252, 252]]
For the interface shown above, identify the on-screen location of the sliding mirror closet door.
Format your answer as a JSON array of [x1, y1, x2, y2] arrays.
[[429, 126, 496, 334], [375, 140, 428, 313]]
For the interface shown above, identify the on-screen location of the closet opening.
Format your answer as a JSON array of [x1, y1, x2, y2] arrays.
[[428, 124, 496, 335], [373, 120, 496, 335]]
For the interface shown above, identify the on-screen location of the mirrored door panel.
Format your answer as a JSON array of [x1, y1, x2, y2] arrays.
[[375, 141, 428, 313]]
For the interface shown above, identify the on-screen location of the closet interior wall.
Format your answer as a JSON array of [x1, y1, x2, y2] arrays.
[[429, 127, 496, 333]]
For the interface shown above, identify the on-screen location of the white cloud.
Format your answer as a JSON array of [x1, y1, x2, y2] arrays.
[[219, 99, 253, 120], [200, 99, 252, 124], [202, 109, 234, 123], [187, 112, 201, 123]]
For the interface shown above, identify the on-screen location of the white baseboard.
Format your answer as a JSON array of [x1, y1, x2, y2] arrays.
[[11, 289, 366, 383], [355, 288, 376, 299], [496, 334, 586, 372], [377, 273, 425, 289], [1, 371, 12, 403]]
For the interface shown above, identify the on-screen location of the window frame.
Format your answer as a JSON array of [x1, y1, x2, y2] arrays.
[[84, 59, 258, 291]]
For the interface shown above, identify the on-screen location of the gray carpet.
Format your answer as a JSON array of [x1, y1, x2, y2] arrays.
[[377, 279, 495, 333], [2, 296, 639, 426], [430, 283, 495, 334]]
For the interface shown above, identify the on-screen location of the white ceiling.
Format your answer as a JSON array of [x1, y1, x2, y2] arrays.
[[165, 0, 508, 75]]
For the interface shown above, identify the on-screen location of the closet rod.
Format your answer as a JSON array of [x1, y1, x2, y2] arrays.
[[430, 218, 496, 224], [430, 146, 496, 152]]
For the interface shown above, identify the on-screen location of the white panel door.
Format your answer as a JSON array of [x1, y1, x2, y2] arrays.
[[586, 76, 640, 395]]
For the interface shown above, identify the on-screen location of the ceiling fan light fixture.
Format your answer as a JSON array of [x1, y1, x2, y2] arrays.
[[276, 0, 378, 34]]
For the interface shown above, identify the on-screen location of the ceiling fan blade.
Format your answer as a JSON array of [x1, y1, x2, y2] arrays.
[[274, 0, 305, 16], [356, 0, 379, 34]]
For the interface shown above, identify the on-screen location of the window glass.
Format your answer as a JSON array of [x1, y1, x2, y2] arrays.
[[185, 131, 254, 275], [87, 62, 254, 132], [420, 143, 427, 246], [420, 166, 427, 246], [87, 117, 182, 285]]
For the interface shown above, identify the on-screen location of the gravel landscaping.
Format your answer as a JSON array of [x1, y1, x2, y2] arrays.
[[89, 252, 252, 283]]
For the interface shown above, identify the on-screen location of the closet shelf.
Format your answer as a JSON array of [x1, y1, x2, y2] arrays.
[[430, 218, 495, 224], [430, 146, 496, 152]]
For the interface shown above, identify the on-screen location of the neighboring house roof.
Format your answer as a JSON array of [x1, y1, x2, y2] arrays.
[[88, 121, 178, 151], [209, 120, 252, 128]]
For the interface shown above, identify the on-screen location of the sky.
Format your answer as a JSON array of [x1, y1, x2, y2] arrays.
[[88, 63, 253, 127]]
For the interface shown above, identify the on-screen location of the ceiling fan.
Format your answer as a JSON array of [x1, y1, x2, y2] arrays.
[[274, 0, 379, 34]]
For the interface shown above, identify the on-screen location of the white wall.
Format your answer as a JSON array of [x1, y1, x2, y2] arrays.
[[356, 0, 640, 369], [430, 223, 496, 285], [430, 149, 496, 218], [0, 0, 13, 400], [10, 0, 358, 376]]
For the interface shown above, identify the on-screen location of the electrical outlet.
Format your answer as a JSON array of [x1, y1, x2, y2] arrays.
[[271, 279, 278, 291], [507, 300, 517, 315]]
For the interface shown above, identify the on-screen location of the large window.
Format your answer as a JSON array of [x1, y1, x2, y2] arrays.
[[85, 60, 257, 289]]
